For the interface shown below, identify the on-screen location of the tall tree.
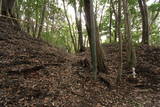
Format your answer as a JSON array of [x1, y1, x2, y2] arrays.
[[25, 0, 32, 34], [84, 0, 107, 75], [116, 0, 122, 83], [62, 0, 77, 52], [33, 1, 39, 37], [111, 0, 118, 42], [123, 0, 132, 65], [123, 0, 137, 79], [37, 0, 47, 38], [73, 0, 85, 52], [138, 0, 150, 45], [109, 0, 113, 43], [84, 0, 97, 79]]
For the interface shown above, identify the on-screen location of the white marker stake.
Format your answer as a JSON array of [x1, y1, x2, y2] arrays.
[[132, 67, 136, 78]]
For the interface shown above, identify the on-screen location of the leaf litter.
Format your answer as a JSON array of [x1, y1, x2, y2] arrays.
[[0, 17, 160, 107]]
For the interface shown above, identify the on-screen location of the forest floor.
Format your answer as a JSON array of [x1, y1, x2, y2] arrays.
[[0, 17, 160, 107]]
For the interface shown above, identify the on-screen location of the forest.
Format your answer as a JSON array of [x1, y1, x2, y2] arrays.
[[0, 0, 160, 106]]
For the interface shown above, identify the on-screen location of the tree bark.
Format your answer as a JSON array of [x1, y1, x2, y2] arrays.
[[1, 0, 15, 17], [33, 3, 39, 38], [109, 0, 113, 43], [111, 0, 118, 42], [37, 0, 47, 38], [62, 0, 77, 52], [84, 0, 107, 74], [116, 0, 122, 84], [122, 0, 132, 64], [138, 0, 149, 45], [73, 0, 85, 52], [84, 0, 98, 79]]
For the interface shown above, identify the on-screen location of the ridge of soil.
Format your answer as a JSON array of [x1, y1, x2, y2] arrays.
[[0, 17, 160, 107]]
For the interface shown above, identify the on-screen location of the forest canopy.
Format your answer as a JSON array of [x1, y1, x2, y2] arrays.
[[2, 0, 158, 53]]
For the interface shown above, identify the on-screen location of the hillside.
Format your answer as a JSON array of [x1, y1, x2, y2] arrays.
[[0, 18, 160, 107]]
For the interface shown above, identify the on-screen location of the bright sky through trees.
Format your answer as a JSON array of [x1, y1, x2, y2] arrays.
[[58, 0, 159, 43], [147, 0, 159, 5], [63, 0, 159, 24]]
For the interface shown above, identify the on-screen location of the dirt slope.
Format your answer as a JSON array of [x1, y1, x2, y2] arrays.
[[0, 17, 160, 107], [103, 43, 160, 89]]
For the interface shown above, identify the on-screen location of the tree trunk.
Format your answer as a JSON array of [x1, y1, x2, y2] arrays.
[[1, 0, 15, 16], [78, 11, 85, 52], [26, 16, 30, 34], [84, 0, 107, 74], [84, 0, 98, 79], [122, 0, 132, 65], [149, 0, 160, 35], [25, 8, 31, 34], [99, 3, 106, 30], [116, 0, 122, 84], [73, 1, 85, 52], [15, 0, 20, 19], [138, 0, 149, 45], [33, 4, 39, 38], [111, 0, 118, 42], [96, 24, 107, 73], [62, 0, 77, 52], [109, 0, 113, 43], [37, 0, 47, 38]]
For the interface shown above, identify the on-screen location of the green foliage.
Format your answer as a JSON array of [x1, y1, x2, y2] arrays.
[[128, 0, 138, 6], [16, 0, 160, 52], [150, 24, 160, 45], [149, 3, 160, 12], [42, 24, 74, 52]]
